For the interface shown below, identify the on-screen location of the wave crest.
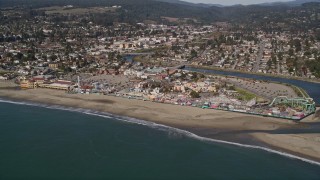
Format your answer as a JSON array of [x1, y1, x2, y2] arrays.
[[1, 98, 320, 166]]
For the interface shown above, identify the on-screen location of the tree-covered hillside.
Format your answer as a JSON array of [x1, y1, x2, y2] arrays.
[[0, 0, 319, 27]]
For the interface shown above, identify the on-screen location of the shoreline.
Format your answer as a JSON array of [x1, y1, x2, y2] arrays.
[[1, 96, 320, 166], [187, 65, 320, 84], [1, 83, 320, 164]]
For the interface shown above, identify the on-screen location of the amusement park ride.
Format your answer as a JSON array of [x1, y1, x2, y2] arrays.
[[269, 96, 316, 114]]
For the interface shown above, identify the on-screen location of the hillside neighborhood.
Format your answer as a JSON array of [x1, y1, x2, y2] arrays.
[[0, 3, 318, 120]]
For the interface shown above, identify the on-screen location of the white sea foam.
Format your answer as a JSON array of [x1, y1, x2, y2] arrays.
[[1, 98, 320, 166]]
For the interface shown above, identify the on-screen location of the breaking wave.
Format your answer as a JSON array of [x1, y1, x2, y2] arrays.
[[1, 98, 320, 166]]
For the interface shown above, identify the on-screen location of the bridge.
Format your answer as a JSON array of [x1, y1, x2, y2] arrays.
[[169, 64, 186, 70], [122, 52, 154, 56]]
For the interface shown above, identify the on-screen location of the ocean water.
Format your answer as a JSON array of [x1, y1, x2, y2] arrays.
[[0, 101, 320, 179]]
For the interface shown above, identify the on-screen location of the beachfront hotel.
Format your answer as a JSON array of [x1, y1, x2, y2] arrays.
[[20, 76, 73, 91]]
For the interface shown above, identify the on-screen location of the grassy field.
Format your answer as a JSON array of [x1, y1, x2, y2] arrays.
[[132, 55, 144, 63], [161, 16, 179, 23], [235, 87, 258, 101], [0, 71, 11, 76], [134, 46, 168, 53], [39, 6, 116, 15]]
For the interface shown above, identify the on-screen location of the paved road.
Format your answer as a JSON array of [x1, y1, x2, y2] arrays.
[[253, 41, 265, 72], [192, 47, 210, 63], [231, 50, 239, 69], [277, 61, 280, 74]]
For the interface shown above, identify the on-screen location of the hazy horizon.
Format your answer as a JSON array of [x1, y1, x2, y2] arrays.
[[184, 0, 293, 5]]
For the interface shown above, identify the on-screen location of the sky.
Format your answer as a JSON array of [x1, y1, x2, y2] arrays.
[[184, 0, 292, 6]]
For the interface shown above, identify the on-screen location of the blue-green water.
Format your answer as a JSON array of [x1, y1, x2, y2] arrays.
[[0, 101, 320, 179]]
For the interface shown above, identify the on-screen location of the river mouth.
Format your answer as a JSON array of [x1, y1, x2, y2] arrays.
[[184, 66, 320, 104]]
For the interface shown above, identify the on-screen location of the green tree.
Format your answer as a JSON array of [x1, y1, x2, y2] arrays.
[[190, 49, 197, 58], [277, 52, 283, 61], [272, 55, 277, 65], [116, 54, 123, 61], [108, 52, 116, 60], [190, 90, 200, 98], [288, 49, 294, 56], [267, 59, 272, 69]]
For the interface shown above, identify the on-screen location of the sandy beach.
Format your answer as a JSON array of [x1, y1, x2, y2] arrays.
[[1, 80, 320, 162]]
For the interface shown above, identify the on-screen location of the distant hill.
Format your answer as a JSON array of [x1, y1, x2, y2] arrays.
[[1, 0, 319, 8], [0, 0, 224, 23], [155, 0, 223, 7], [0, 0, 319, 25], [157, 0, 320, 7], [249, 0, 320, 6]]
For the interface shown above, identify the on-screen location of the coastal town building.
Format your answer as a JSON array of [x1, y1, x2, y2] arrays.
[[20, 76, 73, 91], [0, 4, 318, 121]]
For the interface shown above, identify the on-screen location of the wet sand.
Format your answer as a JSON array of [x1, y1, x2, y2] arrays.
[[1, 81, 320, 162]]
